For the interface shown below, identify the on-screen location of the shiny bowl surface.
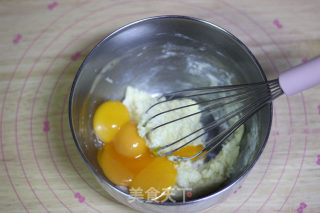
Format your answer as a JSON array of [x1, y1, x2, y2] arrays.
[[69, 15, 272, 213]]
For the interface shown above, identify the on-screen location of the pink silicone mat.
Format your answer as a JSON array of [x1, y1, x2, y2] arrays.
[[1, 0, 320, 212]]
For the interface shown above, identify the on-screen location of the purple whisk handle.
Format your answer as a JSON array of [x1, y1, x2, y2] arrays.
[[279, 56, 320, 95]]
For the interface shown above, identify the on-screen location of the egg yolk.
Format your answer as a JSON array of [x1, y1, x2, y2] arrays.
[[114, 122, 148, 158], [97, 142, 133, 186], [95, 100, 205, 202], [93, 101, 129, 143], [172, 145, 205, 161], [129, 157, 177, 201], [97, 141, 154, 186]]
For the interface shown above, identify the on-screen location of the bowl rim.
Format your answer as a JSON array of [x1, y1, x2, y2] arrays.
[[68, 15, 273, 206]]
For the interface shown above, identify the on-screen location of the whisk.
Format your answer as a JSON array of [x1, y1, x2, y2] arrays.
[[142, 57, 320, 161]]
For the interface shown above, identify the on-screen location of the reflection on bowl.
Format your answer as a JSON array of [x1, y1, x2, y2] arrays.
[[69, 15, 272, 213]]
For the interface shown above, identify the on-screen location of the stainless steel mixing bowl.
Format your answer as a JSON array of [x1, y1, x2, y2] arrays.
[[69, 15, 272, 213]]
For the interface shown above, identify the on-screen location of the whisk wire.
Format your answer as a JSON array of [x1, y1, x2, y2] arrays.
[[159, 89, 268, 159], [204, 87, 283, 154], [146, 79, 279, 113], [144, 81, 278, 134], [145, 79, 283, 160], [174, 87, 283, 161], [146, 86, 266, 125], [157, 92, 261, 154], [159, 79, 279, 99]]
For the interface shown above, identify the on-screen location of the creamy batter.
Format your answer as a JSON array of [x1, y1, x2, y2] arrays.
[[123, 86, 244, 199]]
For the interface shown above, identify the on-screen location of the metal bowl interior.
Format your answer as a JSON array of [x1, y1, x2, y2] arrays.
[[69, 16, 272, 213]]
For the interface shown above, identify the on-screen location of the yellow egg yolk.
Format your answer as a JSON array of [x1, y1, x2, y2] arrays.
[[172, 145, 205, 161], [129, 157, 177, 201], [97, 141, 154, 186], [93, 101, 129, 143], [114, 122, 148, 158], [94, 100, 204, 202]]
